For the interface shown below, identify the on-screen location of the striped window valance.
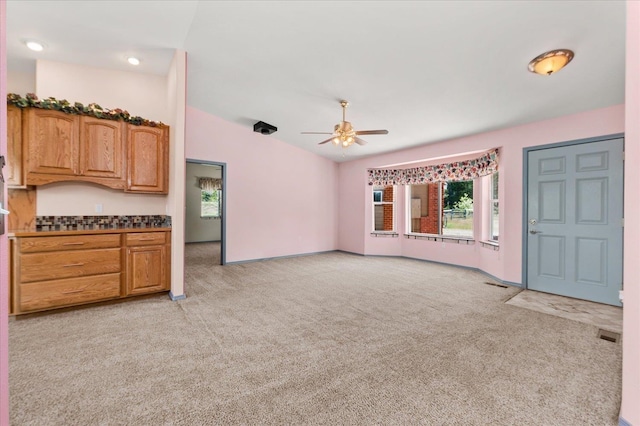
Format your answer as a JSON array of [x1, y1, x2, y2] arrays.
[[367, 149, 499, 186], [199, 177, 223, 192]]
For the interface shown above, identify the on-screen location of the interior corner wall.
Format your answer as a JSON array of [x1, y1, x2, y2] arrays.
[[165, 50, 187, 299], [338, 104, 624, 285], [621, 1, 640, 424], [32, 60, 169, 216], [185, 163, 222, 243], [0, 1, 9, 422], [185, 106, 339, 263]]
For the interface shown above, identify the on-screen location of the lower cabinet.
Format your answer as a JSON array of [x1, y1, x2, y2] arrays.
[[126, 232, 170, 295], [10, 229, 171, 315]]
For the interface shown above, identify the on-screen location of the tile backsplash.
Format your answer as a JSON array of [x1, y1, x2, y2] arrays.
[[36, 215, 171, 231]]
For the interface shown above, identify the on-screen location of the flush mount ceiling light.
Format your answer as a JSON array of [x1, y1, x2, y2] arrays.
[[127, 57, 140, 66], [528, 49, 574, 76], [25, 40, 44, 52]]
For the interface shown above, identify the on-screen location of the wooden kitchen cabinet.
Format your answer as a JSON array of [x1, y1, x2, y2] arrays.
[[126, 125, 168, 194], [16, 107, 168, 192], [13, 233, 121, 313], [10, 229, 171, 315], [80, 116, 125, 179], [25, 108, 79, 178], [6, 105, 26, 188], [125, 232, 169, 295]]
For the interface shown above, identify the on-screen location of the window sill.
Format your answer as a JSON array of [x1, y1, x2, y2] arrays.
[[404, 234, 475, 245], [370, 232, 399, 238], [481, 241, 499, 251]]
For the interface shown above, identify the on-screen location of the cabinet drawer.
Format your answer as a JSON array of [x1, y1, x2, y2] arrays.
[[20, 248, 121, 283], [20, 273, 121, 312], [20, 234, 121, 253], [126, 232, 167, 246]]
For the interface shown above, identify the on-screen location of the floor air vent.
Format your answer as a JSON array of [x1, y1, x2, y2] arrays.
[[597, 329, 620, 343], [483, 281, 508, 289]]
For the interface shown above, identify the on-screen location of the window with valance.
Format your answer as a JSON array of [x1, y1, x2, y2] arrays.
[[199, 178, 223, 218], [368, 149, 499, 239], [367, 149, 499, 186]]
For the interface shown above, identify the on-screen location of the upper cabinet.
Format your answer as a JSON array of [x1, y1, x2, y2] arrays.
[[6, 105, 25, 188], [12, 107, 168, 194], [25, 108, 79, 178], [80, 117, 125, 180], [126, 125, 168, 194]]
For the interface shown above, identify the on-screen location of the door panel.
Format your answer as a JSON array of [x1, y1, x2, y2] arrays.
[[527, 139, 623, 306]]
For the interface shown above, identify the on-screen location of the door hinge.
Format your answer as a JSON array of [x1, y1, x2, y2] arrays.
[[621, 218, 624, 227], [622, 151, 626, 161]]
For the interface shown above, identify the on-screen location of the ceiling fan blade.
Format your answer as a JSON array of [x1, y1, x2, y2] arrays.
[[302, 131, 333, 135], [318, 137, 335, 145], [354, 137, 368, 146], [355, 129, 389, 135]]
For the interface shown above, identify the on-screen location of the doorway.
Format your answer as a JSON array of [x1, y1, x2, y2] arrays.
[[523, 136, 623, 306], [185, 160, 226, 265]]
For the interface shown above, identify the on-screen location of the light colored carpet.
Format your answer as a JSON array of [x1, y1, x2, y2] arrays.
[[9, 247, 621, 425], [506, 289, 623, 334]]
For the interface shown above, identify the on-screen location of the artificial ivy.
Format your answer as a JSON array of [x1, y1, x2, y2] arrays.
[[7, 93, 165, 127]]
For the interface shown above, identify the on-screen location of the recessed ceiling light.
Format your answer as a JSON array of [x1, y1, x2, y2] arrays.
[[528, 49, 574, 76], [127, 57, 140, 66], [25, 41, 44, 52]]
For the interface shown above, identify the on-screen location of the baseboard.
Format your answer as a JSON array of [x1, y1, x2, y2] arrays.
[[391, 254, 524, 288], [169, 291, 187, 301], [619, 417, 632, 426], [223, 249, 523, 288], [225, 249, 336, 265]]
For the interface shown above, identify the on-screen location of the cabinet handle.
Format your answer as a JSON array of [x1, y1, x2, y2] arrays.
[[62, 242, 85, 246], [62, 289, 85, 295], [63, 263, 85, 268], [138, 238, 156, 241]]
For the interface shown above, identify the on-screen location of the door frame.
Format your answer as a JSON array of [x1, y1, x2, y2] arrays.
[[521, 133, 624, 290], [186, 158, 227, 265]]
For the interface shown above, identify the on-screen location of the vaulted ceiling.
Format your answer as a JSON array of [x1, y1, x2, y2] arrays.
[[6, 1, 626, 162]]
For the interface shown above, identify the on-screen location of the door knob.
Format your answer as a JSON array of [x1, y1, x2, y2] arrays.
[[529, 229, 542, 234]]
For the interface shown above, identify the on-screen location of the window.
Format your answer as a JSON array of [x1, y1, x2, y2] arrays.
[[201, 189, 222, 218], [407, 180, 473, 238], [373, 185, 395, 232], [489, 172, 499, 242]]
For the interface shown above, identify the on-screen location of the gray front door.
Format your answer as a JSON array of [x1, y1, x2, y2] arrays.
[[526, 138, 623, 306]]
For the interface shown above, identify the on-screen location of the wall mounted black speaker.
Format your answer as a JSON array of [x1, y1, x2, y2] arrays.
[[253, 121, 277, 135]]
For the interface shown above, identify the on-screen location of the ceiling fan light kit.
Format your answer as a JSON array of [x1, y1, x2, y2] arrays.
[[302, 100, 388, 148], [253, 121, 277, 135], [528, 49, 574, 75]]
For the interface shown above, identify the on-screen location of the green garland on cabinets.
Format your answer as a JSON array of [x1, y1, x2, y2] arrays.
[[7, 93, 165, 127]]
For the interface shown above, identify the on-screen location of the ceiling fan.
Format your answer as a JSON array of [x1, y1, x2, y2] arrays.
[[302, 100, 389, 148]]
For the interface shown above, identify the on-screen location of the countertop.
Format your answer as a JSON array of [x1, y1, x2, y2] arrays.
[[9, 227, 172, 238]]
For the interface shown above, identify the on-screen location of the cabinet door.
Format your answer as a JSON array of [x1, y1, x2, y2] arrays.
[[126, 125, 168, 193], [80, 117, 124, 179], [25, 108, 79, 176], [126, 245, 167, 295], [6, 105, 25, 188]]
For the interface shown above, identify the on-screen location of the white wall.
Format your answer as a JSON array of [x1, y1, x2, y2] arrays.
[[34, 60, 169, 216], [165, 50, 187, 298], [7, 70, 34, 94], [185, 162, 222, 243]]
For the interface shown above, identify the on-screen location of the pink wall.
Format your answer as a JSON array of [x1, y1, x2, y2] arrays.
[[622, 2, 640, 424], [338, 104, 624, 284], [185, 106, 339, 263], [0, 0, 8, 422]]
